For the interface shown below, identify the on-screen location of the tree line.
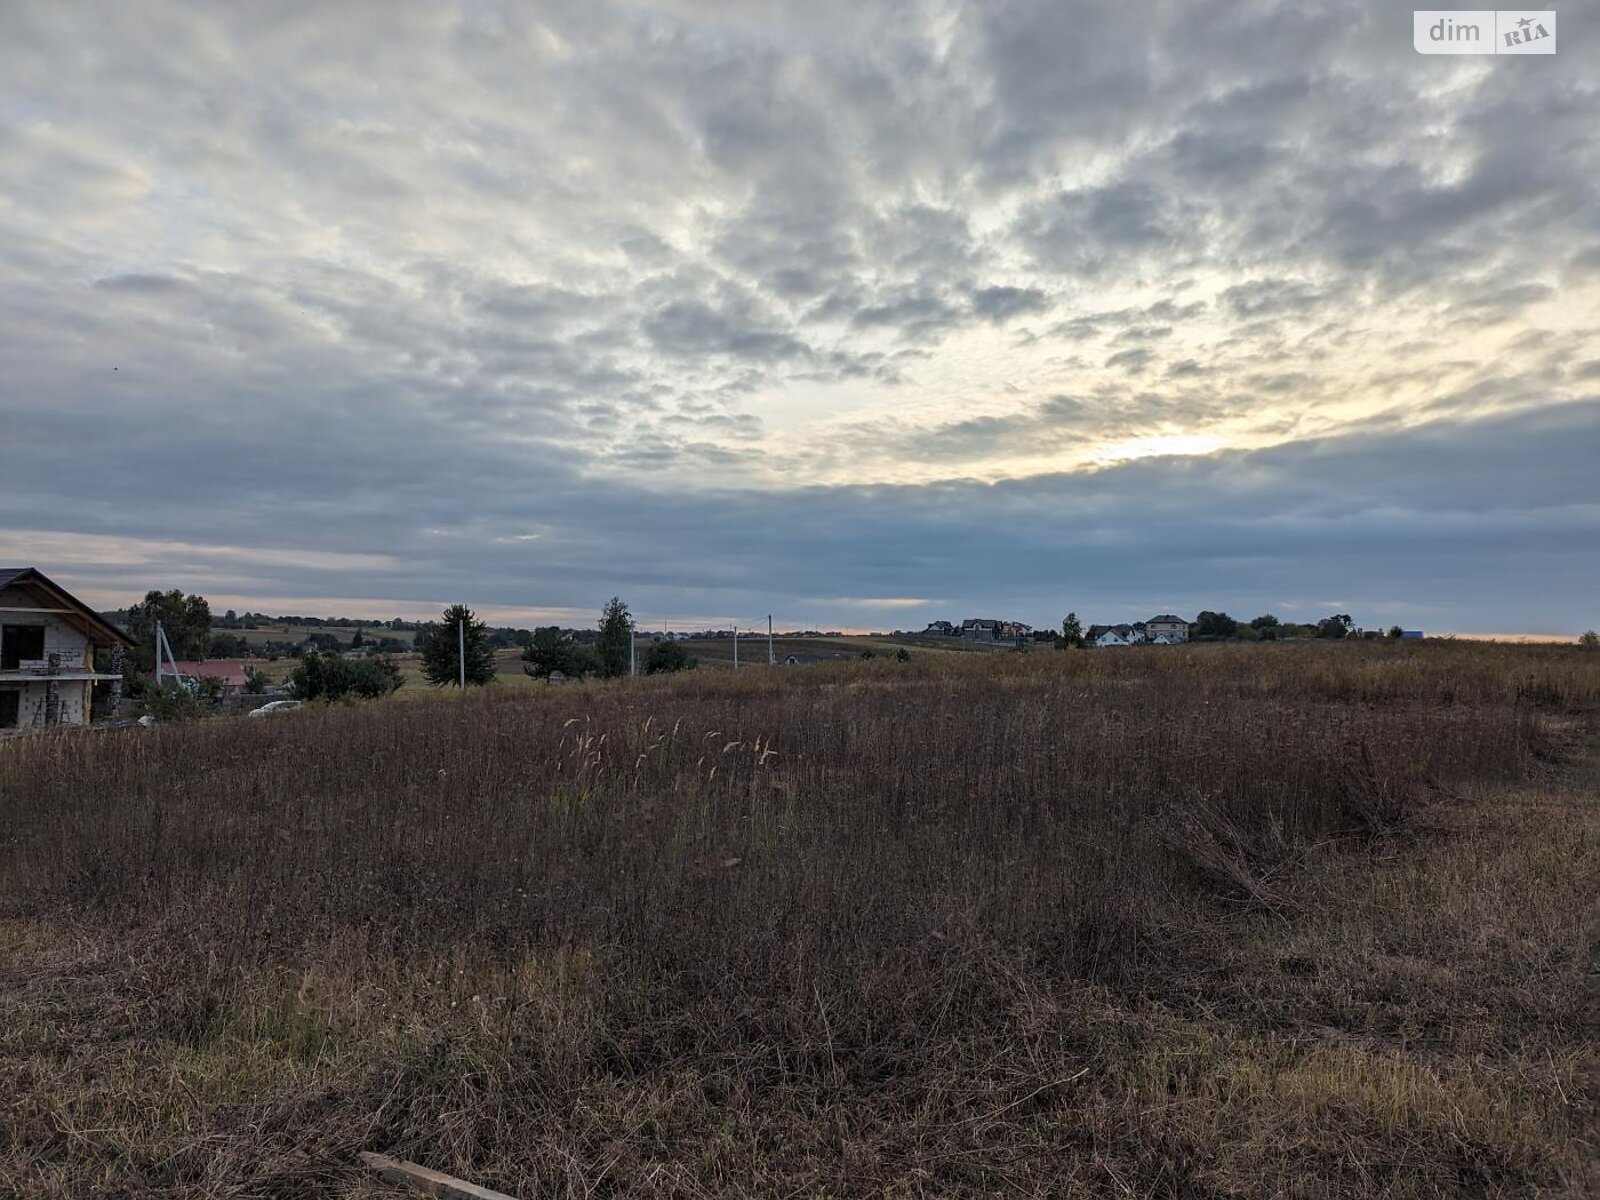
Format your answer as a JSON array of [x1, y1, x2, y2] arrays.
[[1055, 610, 1392, 647], [319, 596, 700, 693], [408, 597, 700, 686], [110, 589, 1600, 715]]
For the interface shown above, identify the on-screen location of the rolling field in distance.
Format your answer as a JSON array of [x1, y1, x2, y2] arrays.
[[244, 634, 999, 689], [2, 641, 1596, 1197]]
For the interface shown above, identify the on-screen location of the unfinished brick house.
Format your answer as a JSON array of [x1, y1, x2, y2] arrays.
[[0, 567, 133, 731]]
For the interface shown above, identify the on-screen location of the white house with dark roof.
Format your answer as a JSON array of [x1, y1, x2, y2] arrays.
[[1084, 616, 1193, 647], [1145, 614, 1190, 643], [0, 568, 133, 730], [1087, 623, 1145, 647]]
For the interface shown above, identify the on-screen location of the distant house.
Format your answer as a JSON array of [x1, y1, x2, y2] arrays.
[[1145, 614, 1189, 644], [922, 620, 957, 636], [0, 567, 133, 730], [962, 618, 1031, 644], [1087, 623, 1146, 647], [1083, 616, 1194, 647], [167, 660, 251, 692], [1400, 630, 1424, 640]]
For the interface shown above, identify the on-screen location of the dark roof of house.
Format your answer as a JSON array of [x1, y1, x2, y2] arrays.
[[1148, 614, 1187, 623], [0, 567, 135, 648]]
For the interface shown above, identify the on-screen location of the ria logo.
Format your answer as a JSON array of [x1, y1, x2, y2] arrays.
[[1414, 10, 1557, 54], [1501, 13, 1554, 46]]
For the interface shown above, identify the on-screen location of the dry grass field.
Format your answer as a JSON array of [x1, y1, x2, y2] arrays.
[[666, 633, 1000, 667], [2, 642, 1597, 1197]]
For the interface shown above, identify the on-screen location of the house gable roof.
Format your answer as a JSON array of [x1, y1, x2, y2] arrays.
[[0, 567, 135, 648]]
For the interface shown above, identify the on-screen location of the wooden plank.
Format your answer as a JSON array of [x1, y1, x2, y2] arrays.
[[358, 1151, 522, 1200]]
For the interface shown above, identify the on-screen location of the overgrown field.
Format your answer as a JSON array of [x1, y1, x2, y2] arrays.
[[2, 642, 1596, 1197]]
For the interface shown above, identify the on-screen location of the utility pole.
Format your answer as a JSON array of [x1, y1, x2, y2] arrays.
[[768, 614, 774, 666], [154, 620, 181, 687], [458, 613, 466, 688], [733, 624, 738, 670]]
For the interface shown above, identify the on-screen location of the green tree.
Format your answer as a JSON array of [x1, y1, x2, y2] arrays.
[[595, 597, 633, 679], [643, 640, 697, 674], [208, 632, 251, 658], [124, 589, 212, 671], [142, 680, 213, 722], [1059, 612, 1084, 648], [522, 626, 597, 680], [1250, 614, 1280, 630], [1317, 613, 1354, 640], [419, 604, 497, 686], [1191, 611, 1238, 640], [243, 665, 269, 694], [1579, 630, 1599, 648], [1388, 625, 1405, 639], [291, 652, 404, 701]]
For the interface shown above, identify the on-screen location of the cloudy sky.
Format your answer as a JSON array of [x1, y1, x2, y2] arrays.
[[2, 1, 1596, 633]]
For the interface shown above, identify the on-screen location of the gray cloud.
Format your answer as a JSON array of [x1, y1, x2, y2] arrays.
[[0, 0, 1596, 630], [9, 395, 1596, 632], [1105, 347, 1155, 374], [644, 296, 813, 362], [971, 285, 1050, 323]]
